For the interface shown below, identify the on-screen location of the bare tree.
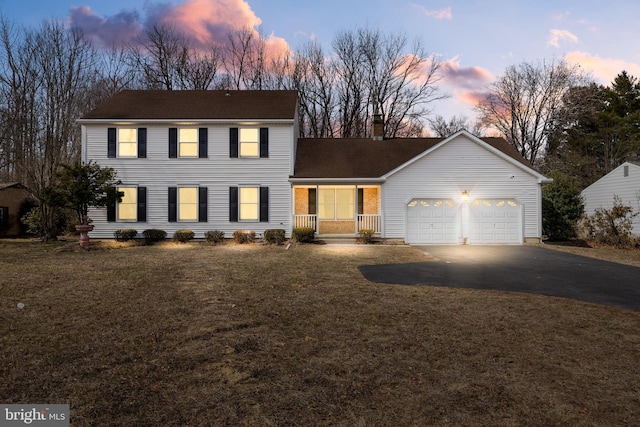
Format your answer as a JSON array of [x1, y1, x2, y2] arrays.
[[132, 24, 219, 90], [476, 59, 588, 166], [332, 28, 446, 138], [291, 41, 337, 137], [429, 115, 485, 137], [0, 19, 98, 238]]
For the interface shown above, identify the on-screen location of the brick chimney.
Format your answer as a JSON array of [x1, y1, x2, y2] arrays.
[[372, 113, 384, 141]]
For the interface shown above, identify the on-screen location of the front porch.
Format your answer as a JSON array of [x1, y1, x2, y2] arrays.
[[293, 185, 382, 236]]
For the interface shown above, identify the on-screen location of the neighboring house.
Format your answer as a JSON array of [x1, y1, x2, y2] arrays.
[[0, 182, 31, 237], [581, 162, 640, 235], [79, 90, 551, 244]]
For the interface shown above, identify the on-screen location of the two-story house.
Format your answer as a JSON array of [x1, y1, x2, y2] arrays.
[[80, 90, 551, 244]]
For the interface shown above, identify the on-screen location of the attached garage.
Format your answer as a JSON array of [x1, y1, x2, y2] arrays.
[[469, 199, 522, 244], [406, 199, 458, 244]]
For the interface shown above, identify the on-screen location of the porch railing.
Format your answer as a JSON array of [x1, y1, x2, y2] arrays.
[[357, 214, 381, 233], [294, 214, 317, 231], [293, 214, 381, 234]]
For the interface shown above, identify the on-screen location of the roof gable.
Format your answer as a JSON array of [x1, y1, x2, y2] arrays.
[[582, 161, 640, 193], [80, 90, 298, 121], [292, 130, 544, 180]]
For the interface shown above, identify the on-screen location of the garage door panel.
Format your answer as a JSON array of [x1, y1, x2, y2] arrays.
[[406, 199, 458, 244], [470, 199, 522, 244]]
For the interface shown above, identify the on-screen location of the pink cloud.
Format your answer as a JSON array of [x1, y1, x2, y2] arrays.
[[411, 4, 452, 20], [68, 0, 290, 58], [437, 57, 494, 110], [547, 29, 578, 48], [564, 51, 640, 84], [440, 57, 493, 90], [69, 6, 142, 48]]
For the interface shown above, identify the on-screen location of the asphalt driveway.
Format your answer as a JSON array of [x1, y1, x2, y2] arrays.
[[358, 245, 640, 312]]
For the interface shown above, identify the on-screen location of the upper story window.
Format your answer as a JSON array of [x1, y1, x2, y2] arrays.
[[179, 129, 198, 157], [230, 127, 269, 158], [169, 127, 208, 158], [118, 129, 137, 157], [108, 127, 146, 158], [240, 128, 259, 157]]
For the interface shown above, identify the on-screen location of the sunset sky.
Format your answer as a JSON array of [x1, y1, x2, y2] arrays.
[[2, 0, 640, 121]]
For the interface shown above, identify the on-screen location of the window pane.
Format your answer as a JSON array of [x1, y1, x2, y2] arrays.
[[240, 142, 259, 157], [179, 187, 198, 221], [240, 128, 259, 142], [239, 187, 259, 220], [179, 142, 198, 157], [336, 189, 354, 220], [318, 189, 335, 220], [179, 128, 198, 142], [117, 187, 137, 220], [118, 128, 137, 142], [119, 142, 137, 157]]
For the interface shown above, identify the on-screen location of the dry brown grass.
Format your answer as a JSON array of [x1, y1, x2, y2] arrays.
[[1, 239, 639, 426]]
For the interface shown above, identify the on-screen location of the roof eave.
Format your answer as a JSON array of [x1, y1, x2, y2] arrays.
[[289, 177, 386, 184]]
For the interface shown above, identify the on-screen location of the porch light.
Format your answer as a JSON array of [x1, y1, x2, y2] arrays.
[[461, 190, 469, 202]]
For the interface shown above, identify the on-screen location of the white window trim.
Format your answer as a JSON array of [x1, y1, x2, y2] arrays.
[[238, 185, 260, 222], [318, 187, 355, 221], [178, 128, 199, 158], [239, 128, 260, 158], [117, 186, 138, 222], [117, 128, 137, 158], [178, 186, 199, 222]]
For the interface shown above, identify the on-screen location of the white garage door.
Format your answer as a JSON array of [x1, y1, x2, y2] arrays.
[[406, 199, 458, 244], [469, 199, 521, 244]]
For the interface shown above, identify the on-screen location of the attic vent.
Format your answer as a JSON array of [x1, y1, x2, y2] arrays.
[[624, 165, 629, 177]]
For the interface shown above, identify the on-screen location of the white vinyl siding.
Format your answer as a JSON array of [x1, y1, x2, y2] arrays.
[[83, 124, 295, 238], [582, 162, 640, 234]]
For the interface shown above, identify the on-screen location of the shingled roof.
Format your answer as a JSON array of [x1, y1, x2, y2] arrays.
[[292, 136, 533, 179], [80, 90, 298, 121]]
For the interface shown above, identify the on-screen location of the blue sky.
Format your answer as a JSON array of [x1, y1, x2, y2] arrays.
[[2, 0, 640, 121]]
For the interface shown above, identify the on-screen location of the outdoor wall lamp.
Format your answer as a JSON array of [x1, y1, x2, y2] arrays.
[[461, 190, 469, 202]]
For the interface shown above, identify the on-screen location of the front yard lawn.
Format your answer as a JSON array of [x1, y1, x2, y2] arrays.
[[1, 240, 639, 426]]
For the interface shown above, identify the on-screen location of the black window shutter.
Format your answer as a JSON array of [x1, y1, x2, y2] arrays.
[[229, 187, 238, 222], [168, 187, 177, 222], [169, 128, 178, 158], [107, 186, 116, 222], [108, 128, 116, 158], [358, 188, 364, 215], [260, 187, 269, 222], [137, 128, 147, 158], [259, 127, 269, 158], [199, 128, 208, 158], [137, 187, 147, 222], [230, 128, 239, 158], [198, 187, 207, 222], [308, 188, 317, 215]]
